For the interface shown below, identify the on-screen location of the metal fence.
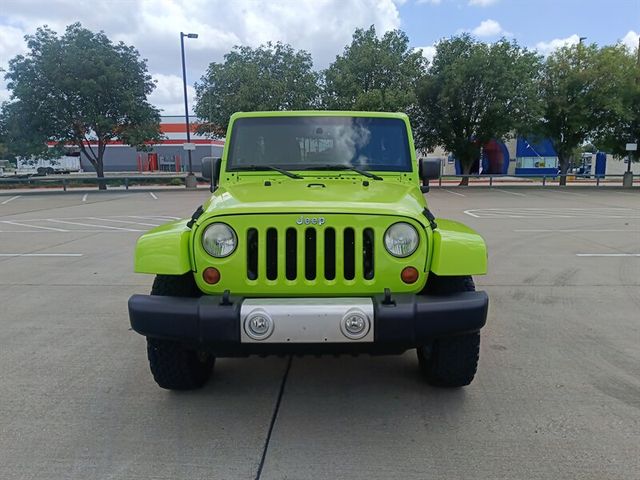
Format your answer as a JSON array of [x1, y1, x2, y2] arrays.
[[0, 172, 635, 192], [0, 174, 195, 191], [432, 173, 634, 187]]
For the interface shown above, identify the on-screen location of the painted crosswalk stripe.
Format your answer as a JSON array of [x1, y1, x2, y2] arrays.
[[149, 192, 158, 200], [82, 194, 88, 202]]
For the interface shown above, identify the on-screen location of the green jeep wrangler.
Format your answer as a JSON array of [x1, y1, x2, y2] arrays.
[[128, 111, 488, 390]]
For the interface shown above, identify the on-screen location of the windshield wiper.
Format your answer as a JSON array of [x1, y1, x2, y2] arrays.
[[303, 164, 383, 180], [238, 165, 303, 179]]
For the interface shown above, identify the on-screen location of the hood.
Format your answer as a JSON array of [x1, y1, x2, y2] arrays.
[[202, 177, 427, 220]]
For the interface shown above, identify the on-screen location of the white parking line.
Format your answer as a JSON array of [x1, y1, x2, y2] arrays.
[[82, 194, 88, 202], [550, 190, 587, 196], [465, 207, 640, 219], [46, 219, 143, 232], [516, 229, 640, 233], [576, 253, 640, 257], [88, 217, 161, 227], [1, 221, 68, 232], [149, 192, 158, 200], [126, 215, 180, 221], [491, 188, 526, 197], [0, 253, 82, 257], [0, 230, 140, 233], [443, 189, 466, 197], [1, 195, 21, 205]]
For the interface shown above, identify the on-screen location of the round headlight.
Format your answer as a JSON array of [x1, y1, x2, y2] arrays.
[[202, 223, 237, 257], [384, 222, 419, 257]]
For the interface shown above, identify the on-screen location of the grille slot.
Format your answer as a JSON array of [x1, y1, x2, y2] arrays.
[[363, 228, 375, 280], [247, 228, 258, 280], [285, 228, 297, 280], [324, 228, 336, 280], [343, 228, 355, 280], [266, 228, 278, 280], [305, 228, 317, 280]]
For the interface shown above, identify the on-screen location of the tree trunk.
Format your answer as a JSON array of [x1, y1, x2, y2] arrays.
[[96, 158, 106, 190], [75, 136, 106, 190], [558, 153, 570, 187], [459, 162, 473, 186], [96, 139, 107, 190]]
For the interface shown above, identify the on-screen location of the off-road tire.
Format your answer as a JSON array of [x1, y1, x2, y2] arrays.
[[146, 273, 213, 390], [422, 273, 475, 295], [150, 273, 201, 297], [417, 332, 480, 387], [417, 274, 480, 387], [147, 338, 214, 390]]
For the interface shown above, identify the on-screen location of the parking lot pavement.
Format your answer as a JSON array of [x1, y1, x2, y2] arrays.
[[0, 187, 639, 479]]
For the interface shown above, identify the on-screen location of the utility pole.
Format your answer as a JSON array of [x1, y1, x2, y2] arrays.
[[630, 37, 640, 174], [180, 32, 198, 188]]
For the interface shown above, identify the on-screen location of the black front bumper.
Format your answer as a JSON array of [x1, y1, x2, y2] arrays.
[[128, 292, 488, 356]]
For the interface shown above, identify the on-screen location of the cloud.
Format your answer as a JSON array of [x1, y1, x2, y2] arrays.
[[416, 0, 442, 4], [0, 25, 29, 65], [0, 87, 10, 104], [148, 73, 197, 115], [415, 45, 437, 64], [0, 0, 402, 112], [0, 24, 30, 106], [534, 34, 580, 56], [470, 19, 506, 37], [468, 0, 499, 6], [621, 30, 639, 51]]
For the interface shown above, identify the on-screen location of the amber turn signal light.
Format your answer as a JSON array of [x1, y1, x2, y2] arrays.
[[400, 266, 419, 284], [203, 267, 221, 284]]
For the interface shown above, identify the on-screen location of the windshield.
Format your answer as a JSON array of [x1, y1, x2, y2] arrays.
[[226, 116, 412, 173]]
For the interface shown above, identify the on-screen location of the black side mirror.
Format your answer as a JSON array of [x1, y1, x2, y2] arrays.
[[419, 158, 441, 181], [201, 157, 222, 192]]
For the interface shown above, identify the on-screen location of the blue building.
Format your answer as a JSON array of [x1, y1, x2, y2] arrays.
[[515, 138, 558, 175]]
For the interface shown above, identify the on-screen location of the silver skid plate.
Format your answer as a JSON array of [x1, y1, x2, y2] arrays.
[[240, 298, 374, 343]]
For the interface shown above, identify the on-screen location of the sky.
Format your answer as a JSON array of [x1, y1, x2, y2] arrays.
[[0, 0, 638, 115]]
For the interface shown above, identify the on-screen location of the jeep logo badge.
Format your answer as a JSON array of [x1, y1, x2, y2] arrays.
[[296, 216, 326, 226]]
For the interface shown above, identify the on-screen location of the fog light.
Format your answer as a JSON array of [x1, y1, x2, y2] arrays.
[[244, 311, 274, 340], [401, 266, 419, 284], [340, 311, 370, 340], [203, 267, 220, 284]]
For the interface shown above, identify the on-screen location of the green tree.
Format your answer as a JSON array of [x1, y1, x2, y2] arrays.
[[593, 43, 640, 169], [1, 23, 161, 189], [194, 42, 319, 134], [414, 34, 541, 185], [0, 140, 11, 165], [322, 26, 427, 112], [538, 43, 632, 184]]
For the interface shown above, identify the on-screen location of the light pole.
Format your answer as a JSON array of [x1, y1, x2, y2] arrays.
[[577, 36, 587, 68], [180, 32, 198, 188]]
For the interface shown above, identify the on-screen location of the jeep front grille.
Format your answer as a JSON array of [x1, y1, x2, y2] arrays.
[[245, 226, 375, 282]]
